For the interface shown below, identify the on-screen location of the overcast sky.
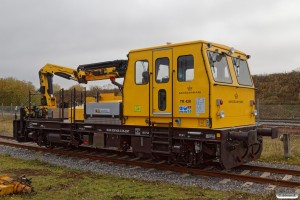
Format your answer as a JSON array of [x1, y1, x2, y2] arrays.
[[1, 0, 300, 89]]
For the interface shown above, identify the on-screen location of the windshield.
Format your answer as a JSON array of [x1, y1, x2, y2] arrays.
[[232, 57, 252, 86], [207, 51, 232, 83]]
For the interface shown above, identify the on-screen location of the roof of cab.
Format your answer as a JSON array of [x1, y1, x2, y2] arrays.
[[129, 39, 246, 55]]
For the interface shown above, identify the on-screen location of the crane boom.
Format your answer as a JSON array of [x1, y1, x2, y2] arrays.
[[77, 60, 127, 83], [39, 60, 128, 109]]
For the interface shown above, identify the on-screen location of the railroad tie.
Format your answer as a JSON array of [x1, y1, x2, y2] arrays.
[[107, 154, 118, 158], [155, 160, 166, 164], [130, 157, 141, 161], [203, 166, 214, 170], [78, 158, 90, 163], [282, 175, 293, 181], [165, 170, 173, 175], [57, 155, 68, 159], [181, 173, 191, 178], [119, 155, 129, 159], [146, 168, 155, 173], [260, 172, 271, 178], [129, 166, 141, 170], [240, 170, 250, 175], [219, 178, 231, 184], [241, 182, 253, 187], [87, 152, 98, 155], [265, 185, 276, 190], [221, 169, 230, 173]]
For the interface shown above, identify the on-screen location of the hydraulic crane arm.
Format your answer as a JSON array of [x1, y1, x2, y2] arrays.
[[39, 64, 78, 108], [77, 60, 128, 83], [38, 60, 128, 109]]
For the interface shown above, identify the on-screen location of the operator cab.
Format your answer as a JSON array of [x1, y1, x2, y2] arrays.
[[123, 40, 256, 129]]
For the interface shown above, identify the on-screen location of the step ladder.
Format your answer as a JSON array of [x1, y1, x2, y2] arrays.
[[151, 122, 172, 155]]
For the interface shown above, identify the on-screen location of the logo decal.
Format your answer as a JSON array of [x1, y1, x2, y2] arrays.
[[234, 92, 238, 99], [179, 106, 192, 113], [134, 105, 141, 112]]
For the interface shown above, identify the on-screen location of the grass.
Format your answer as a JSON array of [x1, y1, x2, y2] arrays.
[[0, 155, 276, 200], [259, 128, 300, 166], [0, 116, 14, 133]]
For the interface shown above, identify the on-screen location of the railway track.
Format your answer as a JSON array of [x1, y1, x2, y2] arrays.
[[0, 135, 299, 189], [238, 164, 300, 176], [257, 119, 300, 127], [0, 135, 14, 140]]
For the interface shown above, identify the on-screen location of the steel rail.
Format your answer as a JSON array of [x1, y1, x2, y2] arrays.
[[238, 165, 300, 176], [0, 135, 14, 140]]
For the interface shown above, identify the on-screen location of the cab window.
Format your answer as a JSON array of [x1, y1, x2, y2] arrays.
[[232, 57, 253, 86], [155, 58, 169, 83], [135, 60, 149, 85], [207, 51, 232, 83], [177, 55, 194, 82]]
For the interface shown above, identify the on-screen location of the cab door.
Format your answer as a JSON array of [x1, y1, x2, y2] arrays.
[[151, 49, 173, 122]]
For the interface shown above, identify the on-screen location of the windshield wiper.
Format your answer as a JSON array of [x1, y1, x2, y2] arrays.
[[208, 52, 216, 73]]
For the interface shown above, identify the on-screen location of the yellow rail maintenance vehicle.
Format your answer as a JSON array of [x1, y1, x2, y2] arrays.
[[13, 40, 277, 169]]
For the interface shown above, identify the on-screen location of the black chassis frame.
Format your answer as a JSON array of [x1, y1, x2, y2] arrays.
[[14, 118, 262, 169]]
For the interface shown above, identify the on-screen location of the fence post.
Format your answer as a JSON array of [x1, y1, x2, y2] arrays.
[[282, 133, 291, 159]]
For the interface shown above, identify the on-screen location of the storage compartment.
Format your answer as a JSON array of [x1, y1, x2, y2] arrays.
[[131, 136, 151, 153], [105, 135, 130, 151], [85, 102, 121, 118], [105, 134, 121, 149], [93, 133, 105, 148]]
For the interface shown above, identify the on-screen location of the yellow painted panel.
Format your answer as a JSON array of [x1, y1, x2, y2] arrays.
[[201, 43, 255, 129], [151, 48, 173, 123], [125, 116, 149, 126], [210, 86, 256, 128], [68, 106, 84, 121], [172, 43, 210, 128], [123, 50, 152, 124]]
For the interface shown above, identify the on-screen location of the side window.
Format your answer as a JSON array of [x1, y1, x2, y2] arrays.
[[158, 89, 166, 111], [135, 60, 149, 85], [155, 58, 169, 83], [207, 51, 232, 83], [177, 55, 194, 82]]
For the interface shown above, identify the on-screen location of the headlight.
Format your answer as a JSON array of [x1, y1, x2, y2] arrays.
[[219, 111, 225, 118], [252, 110, 258, 116]]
